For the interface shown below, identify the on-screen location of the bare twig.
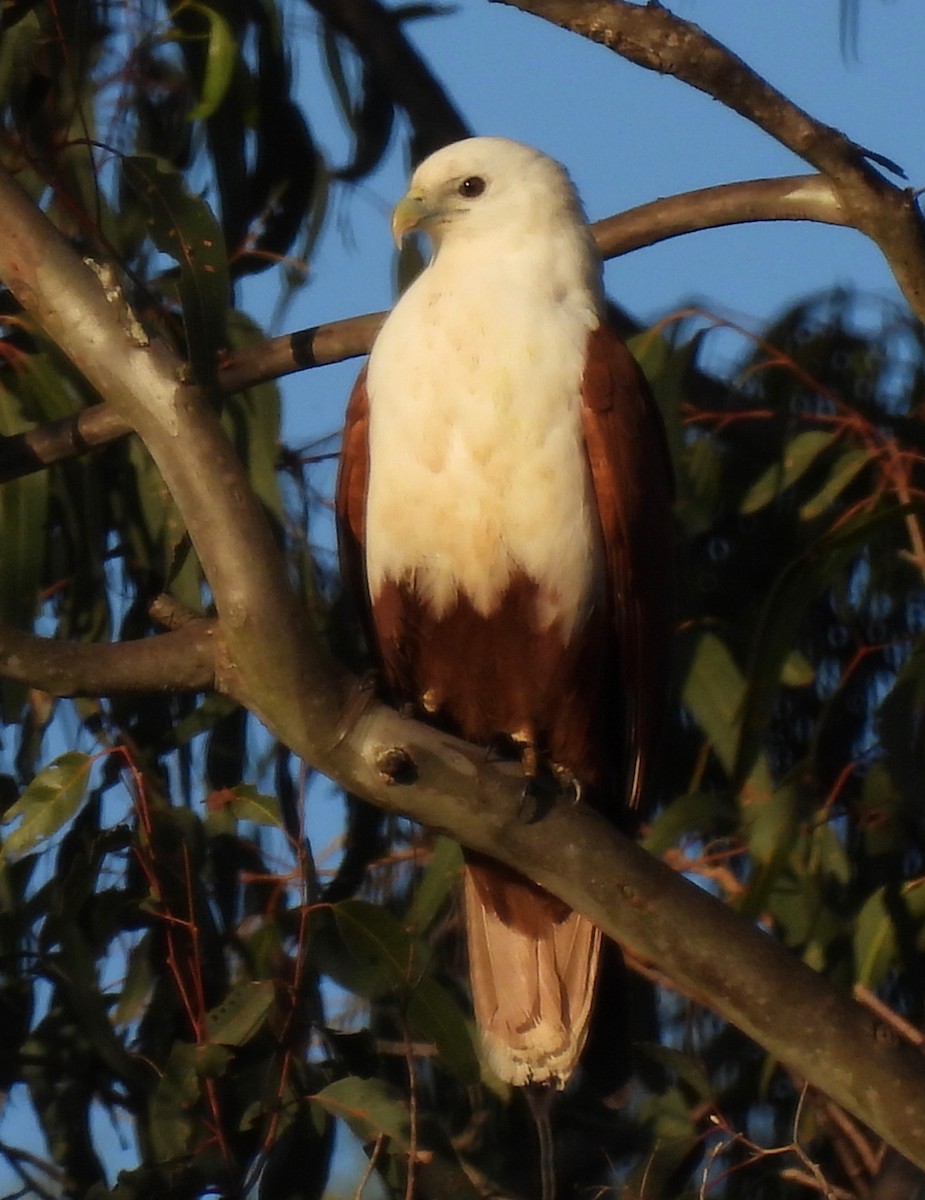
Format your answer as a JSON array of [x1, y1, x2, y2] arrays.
[[853, 984, 925, 1047]]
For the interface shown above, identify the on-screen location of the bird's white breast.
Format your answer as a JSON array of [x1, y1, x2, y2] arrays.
[[364, 236, 602, 639]]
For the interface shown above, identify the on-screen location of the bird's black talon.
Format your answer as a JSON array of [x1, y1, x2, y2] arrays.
[[553, 763, 583, 805]]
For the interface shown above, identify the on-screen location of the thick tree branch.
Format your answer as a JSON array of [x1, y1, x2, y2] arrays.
[[494, 0, 925, 324], [1, 161, 925, 1167], [0, 620, 216, 695], [0, 175, 844, 483]]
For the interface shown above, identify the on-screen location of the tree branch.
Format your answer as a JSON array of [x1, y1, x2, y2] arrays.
[[594, 174, 847, 257], [0, 174, 844, 484], [0, 311, 388, 483], [1, 160, 925, 1168], [0, 620, 216, 695], [494, 0, 925, 324]]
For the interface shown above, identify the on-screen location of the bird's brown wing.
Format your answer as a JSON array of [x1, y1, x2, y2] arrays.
[[335, 369, 373, 640], [580, 319, 675, 810]]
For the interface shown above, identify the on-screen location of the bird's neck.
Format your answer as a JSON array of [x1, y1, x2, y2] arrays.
[[427, 222, 603, 312]]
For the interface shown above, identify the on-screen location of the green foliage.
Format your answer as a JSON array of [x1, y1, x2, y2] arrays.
[[626, 293, 925, 1197], [4, 280, 923, 1198]]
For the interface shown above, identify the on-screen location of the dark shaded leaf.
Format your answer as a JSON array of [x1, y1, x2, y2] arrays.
[[121, 153, 229, 387], [735, 502, 925, 787], [635, 1043, 713, 1101], [333, 899, 424, 996], [642, 792, 735, 857], [405, 835, 462, 932], [741, 429, 837, 514], [311, 1075, 411, 1149], [406, 976, 478, 1084], [206, 978, 275, 1045], [225, 783, 284, 828]]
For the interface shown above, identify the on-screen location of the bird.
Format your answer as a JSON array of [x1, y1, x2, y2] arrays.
[[335, 136, 673, 1091]]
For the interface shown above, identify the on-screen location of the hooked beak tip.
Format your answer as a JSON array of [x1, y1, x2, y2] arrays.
[[391, 192, 428, 247]]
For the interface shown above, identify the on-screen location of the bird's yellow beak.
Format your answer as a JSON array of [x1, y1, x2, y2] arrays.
[[391, 190, 433, 246]]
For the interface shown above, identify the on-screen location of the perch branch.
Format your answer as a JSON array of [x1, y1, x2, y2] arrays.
[[0, 174, 846, 483]]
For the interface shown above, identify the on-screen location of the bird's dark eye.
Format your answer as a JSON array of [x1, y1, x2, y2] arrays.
[[458, 176, 486, 198]]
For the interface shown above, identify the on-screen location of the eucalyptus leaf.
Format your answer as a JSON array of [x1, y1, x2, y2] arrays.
[[121, 153, 229, 387], [799, 446, 874, 520], [333, 899, 425, 997], [182, 2, 238, 120], [407, 976, 479, 1084], [312, 1076, 411, 1150], [206, 979, 275, 1045], [1, 752, 92, 862], [405, 836, 462, 933], [741, 429, 837, 514], [854, 881, 925, 990]]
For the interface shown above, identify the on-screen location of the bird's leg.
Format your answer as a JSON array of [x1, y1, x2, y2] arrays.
[[509, 726, 565, 823], [510, 725, 539, 779]]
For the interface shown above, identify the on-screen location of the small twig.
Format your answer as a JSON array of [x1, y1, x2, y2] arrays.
[[778, 1167, 854, 1199], [823, 1100, 878, 1186], [354, 1134, 386, 1200]]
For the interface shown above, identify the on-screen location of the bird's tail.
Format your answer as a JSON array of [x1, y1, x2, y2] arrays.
[[463, 856, 602, 1089]]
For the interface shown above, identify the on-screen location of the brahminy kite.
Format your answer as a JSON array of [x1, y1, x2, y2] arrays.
[[336, 137, 673, 1089]]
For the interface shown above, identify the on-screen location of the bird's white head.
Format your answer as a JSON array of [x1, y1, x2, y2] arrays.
[[391, 136, 590, 252]]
